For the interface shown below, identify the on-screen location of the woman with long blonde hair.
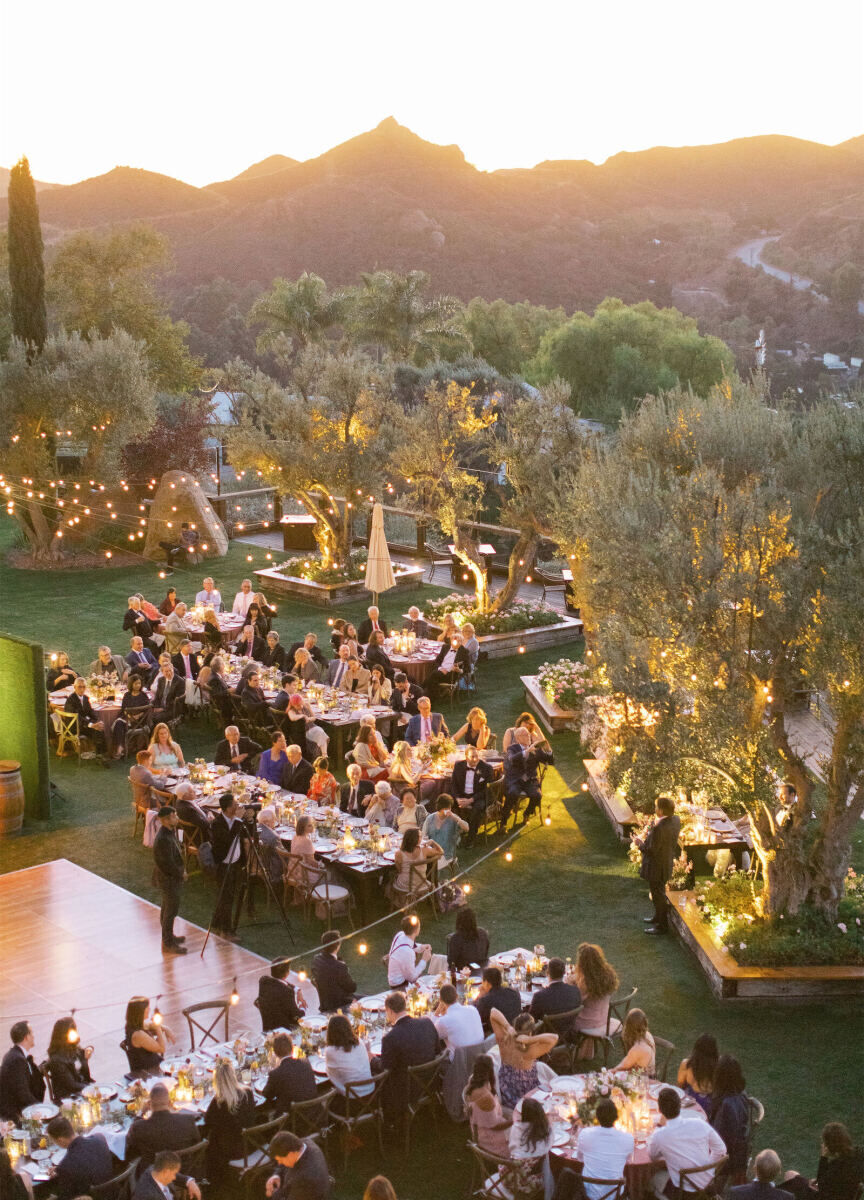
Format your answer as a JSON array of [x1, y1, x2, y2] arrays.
[[148, 722, 184, 768], [204, 1059, 256, 1184], [614, 1007, 655, 1074], [453, 706, 492, 750]]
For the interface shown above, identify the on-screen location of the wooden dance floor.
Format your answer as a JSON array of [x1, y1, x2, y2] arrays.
[[0, 860, 269, 1079]]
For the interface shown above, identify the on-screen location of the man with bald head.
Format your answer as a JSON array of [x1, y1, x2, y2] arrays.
[[125, 1082, 199, 1171]]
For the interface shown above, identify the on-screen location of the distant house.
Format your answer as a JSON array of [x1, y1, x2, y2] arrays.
[[823, 353, 848, 370]]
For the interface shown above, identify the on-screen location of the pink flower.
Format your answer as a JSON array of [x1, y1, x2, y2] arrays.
[[837, 922, 848, 933]]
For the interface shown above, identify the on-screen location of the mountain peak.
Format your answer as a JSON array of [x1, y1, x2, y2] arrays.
[[316, 117, 471, 175]]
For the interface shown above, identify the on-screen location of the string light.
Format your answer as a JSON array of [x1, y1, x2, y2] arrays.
[[357, 942, 368, 955], [504, 851, 513, 862], [230, 979, 240, 1006], [581, 782, 589, 791], [152, 998, 163, 1025], [462, 883, 472, 895], [67, 1011, 80, 1043]]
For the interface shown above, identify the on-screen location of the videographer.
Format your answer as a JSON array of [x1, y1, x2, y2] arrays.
[[211, 792, 255, 942]]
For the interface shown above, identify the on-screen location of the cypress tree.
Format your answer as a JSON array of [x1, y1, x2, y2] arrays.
[[7, 156, 47, 352]]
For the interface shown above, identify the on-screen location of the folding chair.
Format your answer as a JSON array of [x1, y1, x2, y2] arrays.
[[328, 1071, 389, 1170], [403, 1049, 448, 1152], [653, 1035, 676, 1082], [89, 1160, 139, 1200], [123, 706, 153, 758], [673, 1155, 729, 1200], [182, 999, 230, 1050]]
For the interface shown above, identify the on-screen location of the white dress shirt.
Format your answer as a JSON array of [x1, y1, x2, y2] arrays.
[[223, 816, 244, 864], [439, 649, 457, 673], [647, 1115, 726, 1189], [462, 768, 476, 795], [196, 588, 222, 609], [232, 591, 254, 616], [434, 1001, 484, 1056], [387, 931, 426, 986], [577, 1125, 635, 1198]]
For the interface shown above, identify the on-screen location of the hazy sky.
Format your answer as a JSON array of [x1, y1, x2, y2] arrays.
[[3, 0, 862, 186]]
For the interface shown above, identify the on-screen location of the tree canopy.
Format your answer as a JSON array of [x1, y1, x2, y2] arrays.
[[463, 297, 566, 376]]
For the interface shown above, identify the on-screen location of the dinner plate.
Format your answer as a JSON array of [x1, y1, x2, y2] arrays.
[[314, 839, 337, 852], [30, 1149, 52, 1161], [550, 1125, 571, 1148], [343, 815, 366, 827], [300, 1015, 329, 1032], [339, 853, 364, 865], [308, 1055, 327, 1076], [649, 1082, 684, 1099], [82, 1084, 117, 1101], [22, 1102, 59, 1121], [381, 849, 397, 862], [361, 998, 386, 1012], [495, 954, 516, 966]]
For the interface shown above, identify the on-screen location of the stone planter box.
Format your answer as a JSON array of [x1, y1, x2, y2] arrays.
[[422, 614, 584, 661], [521, 676, 577, 735], [255, 564, 424, 608], [668, 888, 864, 1001], [583, 758, 638, 840]]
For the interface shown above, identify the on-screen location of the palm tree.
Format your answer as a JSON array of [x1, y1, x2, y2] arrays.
[[247, 272, 347, 354], [348, 269, 466, 363]]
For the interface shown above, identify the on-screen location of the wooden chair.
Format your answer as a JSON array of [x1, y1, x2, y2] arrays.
[[537, 1006, 584, 1074], [390, 861, 435, 916], [579, 986, 638, 1065], [425, 543, 452, 581], [653, 1034, 676, 1082], [55, 711, 81, 760], [123, 706, 153, 758], [673, 1155, 729, 1200], [177, 818, 204, 872], [403, 1049, 448, 1152], [175, 1138, 208, 1180], [229, 1112, 288, 1175], [436, 675, 462, 707], [129, 780, 151, 840], [476, 777, 506, 840], [89, 1160, 139, 1200], [182, 999, 230, 1050], [537, 568, 568, 606], [579, 1178, 626, 1200], [286, 1089, 336, 1141], [468, 1141, 545, 1200], [327, 1070, 389, 1170], [300, 860, 355, 928]]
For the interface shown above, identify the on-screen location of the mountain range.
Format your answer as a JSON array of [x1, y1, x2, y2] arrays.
[[4, 119, 863, 312]]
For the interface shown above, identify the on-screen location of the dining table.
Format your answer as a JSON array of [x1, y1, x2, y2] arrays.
[[48, 682, 135, 737], [382, 636, 442, 687], [682, 807, 750, 874]]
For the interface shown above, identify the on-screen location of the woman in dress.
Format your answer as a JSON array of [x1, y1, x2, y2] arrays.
[[290, 814, 317, 862], [507, 1097, 552, 1193], [453, 706, 492, 750], [572, 942, 620, 1047], [342, 623, 360, 658], [252, 592, 276, 633], [246, 603, 268, 641], [463, 1054, 511, 1157], [158, 587, 177, 616], [308, 756, 339, 806], [203, 1059, 256, 1187], [490, 1009, 557, 1112], [330, 619, 347, 653], [446, 906, 490, 971], [502, 712, 544, 753], [112, 674, 152, 757], [394, 789, 429, 834], [353, 724, 391, 781], [200, 607, 224, 659], [436, 613, 459, 643], [47, 652, 78, 691], [149, 722, 184, 768], [389, 740, 423, 791], [392, 827, 441, 900], [123, 996, 173, 1078], [368, 664, 393, 706], [677, 1033, 718, 1114], [324, 1015, 373, 1099], [710, 1055, 751, 1185], [614, 1007, 655, 1074], [45, 1017, 93, 1099]]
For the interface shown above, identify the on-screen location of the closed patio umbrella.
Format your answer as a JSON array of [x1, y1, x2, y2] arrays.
[[364, 502, 396, 603]]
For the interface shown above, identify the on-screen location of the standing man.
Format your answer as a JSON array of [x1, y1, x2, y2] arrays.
[[638, 795, 682, 935], [232, 578, 255, 617], [195, 577, 222, 610], [210, 793, 247, 941], [153, 805, 187, 955]]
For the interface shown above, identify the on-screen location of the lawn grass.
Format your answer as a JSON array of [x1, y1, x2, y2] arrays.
[[1, 518, 862, 1198]]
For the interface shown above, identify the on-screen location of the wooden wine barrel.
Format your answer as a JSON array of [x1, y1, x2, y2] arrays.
[[0, 760, 25, 836]]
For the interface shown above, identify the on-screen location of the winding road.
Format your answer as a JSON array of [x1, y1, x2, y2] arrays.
[[731, 235, 864, 315]]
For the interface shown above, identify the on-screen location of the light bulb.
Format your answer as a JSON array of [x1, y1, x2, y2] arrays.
[[504, 851, 513, 862], [358, 942, 368, 955]]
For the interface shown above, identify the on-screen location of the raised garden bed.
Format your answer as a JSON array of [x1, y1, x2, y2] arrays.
[[668, 888, 864, 1001], [255, 564, 424, 608], [583, 758, 638, 840], [423, 614, 584, 661], [521, 675, 577, 735]]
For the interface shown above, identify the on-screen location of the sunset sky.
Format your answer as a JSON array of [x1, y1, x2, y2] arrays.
[[3, 0, 862, 186]]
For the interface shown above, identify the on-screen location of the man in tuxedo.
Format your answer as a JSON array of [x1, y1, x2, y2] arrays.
[[451, 746, 495, 844], [257, 958, 305, 1031], [153, 806, 187, 955], [271, 674, 301, 711], [152, 663, 184, 721], [123, 595, 157, 652], [637, 795, 682, 934], [428, 633, 472, 694], [405, 696, 449, 746], [214, 725, 262, 774], [126, 636, 159, 686], [64, 677, 106, 750], [390, 671, 425, 717], [0, 1021, 46, 1120], [261, 632, 287, 671], [45, 1116, 114, 1200], [339, 763, 374, 815], [371, 992, 440, 1123], [357, 605, 388, 646], [502, 726, 554, 822], [281, 745, 314, 794], [125, 1082, 200, 1172], [210, 793, 249, 940], [262, 1034, 317, 1113], [132, 1150, 202, 1200], [173, 782, 212, 843], [729, 1151, 793, 1200], [326, 644, 352, 688], [287, 632, 328, 671], [311, 930, 358, 1012], [266, 1131, 331, 1200], [472, 967, 521, 1034], [529, 957, 583, 1038], [241, 670, 270, 719], [171, 640, 200, 685]]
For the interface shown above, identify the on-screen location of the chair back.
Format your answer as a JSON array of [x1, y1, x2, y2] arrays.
[[89, 1159, 139, 1200], [607, 986, 638, 1036], [677, 1155, 728, 1198], [56, 711, 80, 754], [653, 1034, 676, 1082], [182, 999, 230, 1050], [581, 1178, 626, 1200], [174, 1138, 208, 1178], [406, 1049, 448, 1112], [341, 1071, 389, 1124], [287, 1089, 335, 1138], [468, 1141, 543, 1200], [538, 1006, 582, 1038], [237, 1113, 288, 1169], [40, 1061, 59, 1105]]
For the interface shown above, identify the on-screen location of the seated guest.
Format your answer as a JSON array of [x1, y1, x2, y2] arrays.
[[364, 630, 394, 679], [783, 1123, 864, 1200], [149, 722, 185, 769], [257, 957, 304, 1031], [572, 1097, 635, 1199], [434, 984, 484, 1056], [731, 1151, 794, 1200], [342, 623, 360, 657], [232, 662, 259, 696], [46, 651, 78, 691], [394, 789, 429, 834], [0, 1021, 46, 1121], [158, 586, 178, 616], [503, 726, 554, 821], [203, 1060, 256, 1186], [648, 1086, 727, 1198], [232, 578, 255, 617], [271, 674, 301, 711], [126, 1081, 199, 1170], [308, 756, 339, 806], [710, 1055, 752, 1184], [246, 602, 269, 640], [327, 644, 352, 688], [358, 604, 389, 645], [198, 655, 231, 717], [290, 815, 317, 862], [124, 996, 173, 1079], [133, 1150, 201, 1200], [233, 622, 266, 661], [171, 639, 200, 687], [312, 930, 358, 1012], [163, 602, 193, 656], [158, 521, 199, 572], [261, 631, 287, 670], [152, 663, 184, 720], [199, 607, 223, 658], [339, 763, 374, 815], [367, 779, 402, 826], [436, 613, 459, 643], [124, 596, 157, 650], [265, 1131, 330, 1200], [195, 577, 222, 610], [64, 677, 106, 748], [370, 992, 439, 1122], [463, 1055, 511, 1158], [573, 942, 620, 1042], [324, 1015, 374, 1097], [241, 670, 270, 718], [460, 622, 480, 667], [529, 957, 583, 1036], [390, 671, 425, 717], [508, 1098, 552, 1191], [429, 632, 471, 693], [615, 1008, 655, 1073], [404, 606, 428, 638], [45, 1017, 93, 1100], [451, 746, 495, 844], [453, 706, 492, 750], [389, 740, 423, 791], [89, 644, 126, 679], [125, 636, 159, 686], [262, 1034, 317, 1113], [353, 724, 391, 781], [257, 808, 295, 883], [288, 632, 328, 671], [215, 726, 262, 774], [447, 906, 490, 971], [45, 1115, 114, 1200], [258, 731, 291, 786], [173, 782, 212, 843], [129, 749, 172, 811], [489, 1009, 557, 1111], [281, 744, 314, 794], [113, 673, 153, 757], [342, 656, 371, 694], [422, 794, 468, 866], [387, 915, 433, 987], [473, 967, 521, 1034], [291, 646, 321, 683], [368, 664, 393, 705], [405, 696, 449, 746], [253, 592, 276, 633], [677, 1033, 719, 1115], [330, 618, 347, 653], [502, 711, 544, 753]]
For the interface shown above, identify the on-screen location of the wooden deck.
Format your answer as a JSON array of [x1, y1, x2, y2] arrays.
[[0, 860, 270, 1079]]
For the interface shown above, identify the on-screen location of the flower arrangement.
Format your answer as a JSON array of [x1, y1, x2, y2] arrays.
[[537, 657, 592, 711], [576, 1069, 643, 1125], [415, 733, 457, 767], [424, 594, 561, 636], [276, 548, 369, 584]]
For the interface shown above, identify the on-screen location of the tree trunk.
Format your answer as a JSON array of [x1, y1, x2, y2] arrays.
[[490, 531, 539, 613], [16, 501, 61, 561], [804, 710, 864, 917], [451, 534, 489, 613]]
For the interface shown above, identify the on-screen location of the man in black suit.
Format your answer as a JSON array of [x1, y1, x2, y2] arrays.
[[311, 930, 358, 1012], [339, 764, 374, 815], [173, 783, 212, 843], [262, 1034, 318, 1114], [126, 636, 160, 686], [451, 746, 496, 844], [472, 967, 521, 1035], [171, 640, 200, 686], [257, 958, 304, 1031], [152, 664, 185, 721], [371, 991, 440, 1123], [428, 633, 472, 694], [529, 957, 583, 1038], [123, 597, 157, 652], [210, 793, 249, 940], [0, 1021, 45, 1120], [125, 1083, 199, 1173], [241, 670, 271, 720], [390, 672, 425, 717], [45, 1116, 114, 1200], [132, 1149, 202, 1200], [363, 631, 394, 679], [261, 632, 287, 671], [271, 675, 301, 712], [233, 624, 267, 661], [502, 727, 554, 822], [729, 1151, 794, 1200], [638, 795, 682, 934], [357, 605, 388, 646], [153, 806, 187, 955], [266, 1131, 331, 1200], [63, 677, 106, 751], [280, 745, 314, 795], [214, 725, 262, 775]]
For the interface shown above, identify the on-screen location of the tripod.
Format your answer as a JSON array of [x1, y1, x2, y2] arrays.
[[201, 812, 295, 956]]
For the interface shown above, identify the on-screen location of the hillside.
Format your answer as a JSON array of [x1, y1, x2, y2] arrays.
[[0, 166, 58, 191]]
